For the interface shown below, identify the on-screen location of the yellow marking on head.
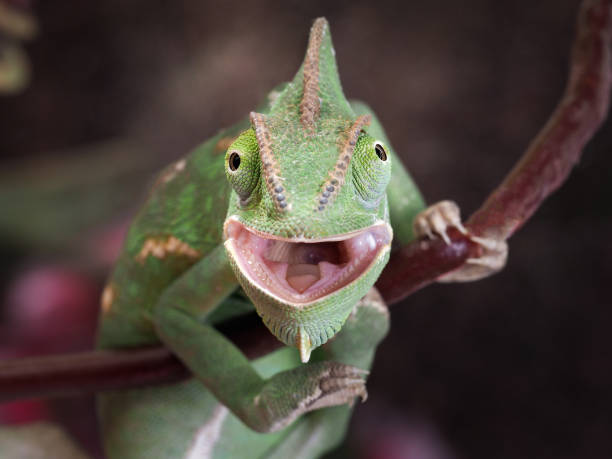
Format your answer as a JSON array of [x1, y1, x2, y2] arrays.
[[214, 136, 236, 155], [135, 236, 201, 263], [250, 112, 289, 212], [101, 283, 116, 314], [300, 18, 327, 135], [315, 114, 371, 212]]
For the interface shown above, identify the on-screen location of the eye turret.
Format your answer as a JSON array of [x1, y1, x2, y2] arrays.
[[225, 129, 260, 205], [351, 134, 391, 208]]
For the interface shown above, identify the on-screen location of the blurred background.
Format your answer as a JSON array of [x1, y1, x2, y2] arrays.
[[1, 0, 611, 458]]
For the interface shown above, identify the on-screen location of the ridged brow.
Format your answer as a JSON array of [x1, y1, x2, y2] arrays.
[[249, 112, 289, 212], [315, 114, 372, 212]]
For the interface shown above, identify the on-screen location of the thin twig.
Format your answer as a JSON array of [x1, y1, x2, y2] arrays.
[[1, 0, 610, 402]]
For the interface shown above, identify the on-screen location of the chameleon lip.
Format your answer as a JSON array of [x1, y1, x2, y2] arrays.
[[224, 218, 391, 303]]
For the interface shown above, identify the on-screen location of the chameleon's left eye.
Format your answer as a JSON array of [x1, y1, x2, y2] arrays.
[[351, 135, 391, 208], [225, 129, 261, 205]]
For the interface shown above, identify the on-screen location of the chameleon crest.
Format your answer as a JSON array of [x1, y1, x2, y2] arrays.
[[223, 18, 393, 362]]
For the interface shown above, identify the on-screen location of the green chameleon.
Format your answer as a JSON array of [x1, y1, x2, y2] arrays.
[[3, 17, 508, 459]]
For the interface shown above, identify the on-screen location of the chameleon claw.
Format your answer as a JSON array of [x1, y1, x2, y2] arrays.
[[352, 368, 370, 376], [455, 220, 468, 235], [413, 200, 464, 245], [347, 386, 368, 407], [429, 211, 451, 244], [439, 229, 451, 245]]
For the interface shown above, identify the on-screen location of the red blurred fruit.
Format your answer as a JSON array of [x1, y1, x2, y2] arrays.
[[3, 265, 99, 353]]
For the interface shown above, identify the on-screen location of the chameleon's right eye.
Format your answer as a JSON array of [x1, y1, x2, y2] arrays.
[[225, 129, 260, 204]]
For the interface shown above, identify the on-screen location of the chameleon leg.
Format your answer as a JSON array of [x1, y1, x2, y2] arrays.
[[153, 245, 373, 433], [262, 288, 390, 459]]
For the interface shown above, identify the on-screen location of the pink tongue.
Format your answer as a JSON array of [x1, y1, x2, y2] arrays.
[[286, 263, 320, 293]]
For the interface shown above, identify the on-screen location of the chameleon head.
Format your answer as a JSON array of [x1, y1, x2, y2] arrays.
[[223, 17, 393, 362]]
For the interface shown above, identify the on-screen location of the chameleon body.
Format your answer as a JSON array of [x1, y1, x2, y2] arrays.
[[94, 18, 481, 459]]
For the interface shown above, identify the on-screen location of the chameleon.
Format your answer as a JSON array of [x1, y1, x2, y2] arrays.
[[3, 17, 507, 459]]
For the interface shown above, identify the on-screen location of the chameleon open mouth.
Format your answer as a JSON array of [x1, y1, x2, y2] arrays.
[[224, 218, 392, 304]]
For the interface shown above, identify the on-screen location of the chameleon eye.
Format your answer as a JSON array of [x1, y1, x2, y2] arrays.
[[375, 143, 387, 161], [225, 129, 261, 205], [351, 136, 391, 208], [229, 152, 241, 171]]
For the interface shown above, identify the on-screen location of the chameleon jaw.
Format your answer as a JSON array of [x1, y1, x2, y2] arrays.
[[223, 218, 392, 306]]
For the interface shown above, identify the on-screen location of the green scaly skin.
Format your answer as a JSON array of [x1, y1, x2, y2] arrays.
[[95, 18, 426, 458]]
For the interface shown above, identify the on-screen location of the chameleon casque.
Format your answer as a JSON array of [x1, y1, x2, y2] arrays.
[[93, 17, 506, 459]]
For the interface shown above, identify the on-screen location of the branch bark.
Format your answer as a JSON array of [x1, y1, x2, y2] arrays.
[[1, 0, 611, 403]]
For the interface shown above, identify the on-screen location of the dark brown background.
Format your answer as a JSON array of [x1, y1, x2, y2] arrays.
[[1, 1, 611, 458]]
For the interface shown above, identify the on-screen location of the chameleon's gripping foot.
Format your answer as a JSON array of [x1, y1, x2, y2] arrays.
[[413, 200, 508, 282], [315, 363, 369, 406], [255, 362, 368, 432], [413, 200, 467, 244]]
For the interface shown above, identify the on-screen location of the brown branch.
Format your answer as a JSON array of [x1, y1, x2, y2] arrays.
[[378, 0, 612, 303], [1, 0, 611, 403], [467, 0, 612, 241], [375, 229, 477, 304], [0, 313, 282, 402], [0, 348, 187, 402]]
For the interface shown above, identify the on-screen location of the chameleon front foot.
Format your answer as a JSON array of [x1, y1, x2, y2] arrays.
[[250, 361, 368, 433], [413, 200, 508, 282], [413, 200, 467, 244]]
